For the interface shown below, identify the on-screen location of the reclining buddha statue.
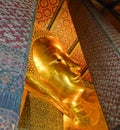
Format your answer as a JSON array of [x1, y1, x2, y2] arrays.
[[25, 23, 100, 129]]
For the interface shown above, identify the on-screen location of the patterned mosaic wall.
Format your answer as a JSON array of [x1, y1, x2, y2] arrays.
[[0, 0, 37, 129], [68, 0, 120, 129], [18, 93, 63, 130]]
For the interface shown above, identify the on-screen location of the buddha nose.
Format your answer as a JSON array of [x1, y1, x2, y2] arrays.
[[70, 65, 81, 76]]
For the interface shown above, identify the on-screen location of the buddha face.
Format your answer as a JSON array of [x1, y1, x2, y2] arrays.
[[26, 35, 100, 127], [31, 36, 85, 102]]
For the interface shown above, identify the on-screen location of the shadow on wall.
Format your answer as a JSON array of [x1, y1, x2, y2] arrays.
[[96, 0, 120, 18]]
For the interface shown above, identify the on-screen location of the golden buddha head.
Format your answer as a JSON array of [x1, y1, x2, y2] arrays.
[[26, 25, 100, 128]]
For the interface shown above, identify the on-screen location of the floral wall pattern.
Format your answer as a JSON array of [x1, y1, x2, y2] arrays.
[[35, 0, 61, 28]]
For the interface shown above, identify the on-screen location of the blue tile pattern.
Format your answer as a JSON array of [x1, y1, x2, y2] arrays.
[[0, 0, 38, 129], [0, 108, 18, 130]]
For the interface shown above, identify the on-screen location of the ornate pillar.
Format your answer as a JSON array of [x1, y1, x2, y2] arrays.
[[0, 0, 38, 129], [68, 0, 120, 129]]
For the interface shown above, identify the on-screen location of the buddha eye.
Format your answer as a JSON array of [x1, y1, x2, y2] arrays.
[[57, 59, 61, 62], [56, 58, 68, 66]]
